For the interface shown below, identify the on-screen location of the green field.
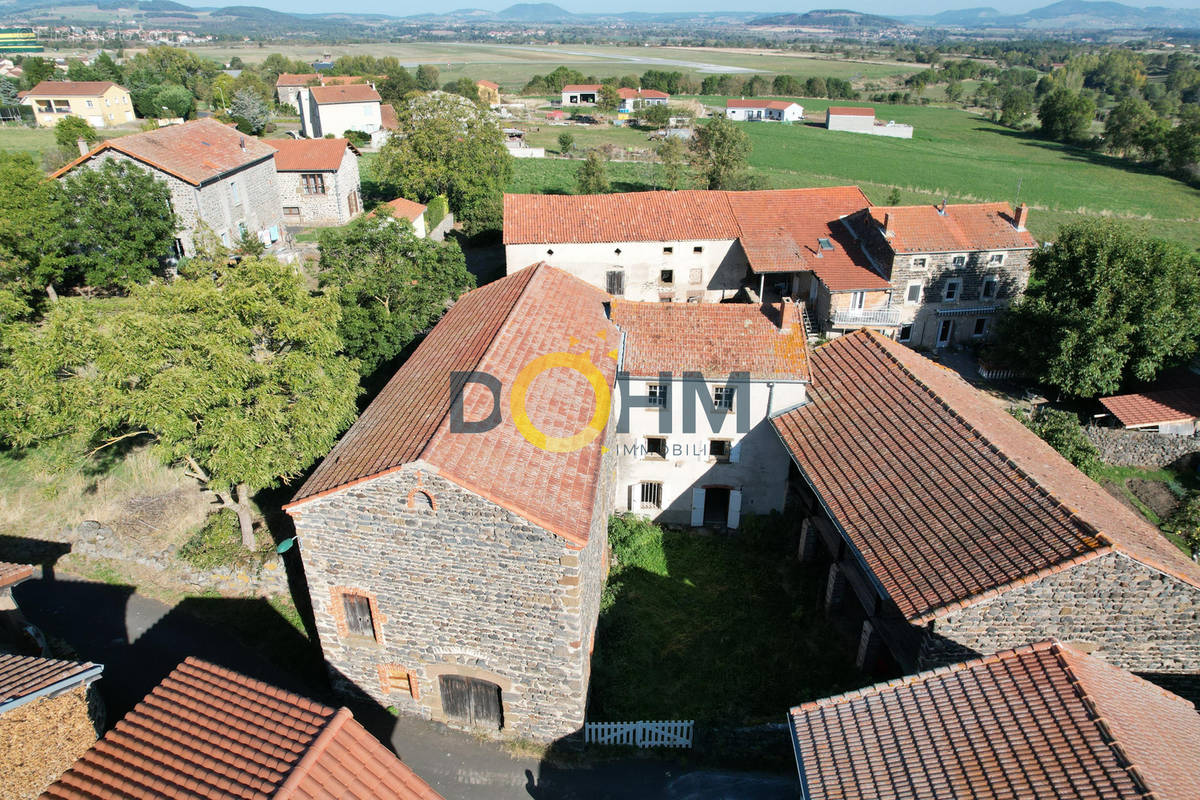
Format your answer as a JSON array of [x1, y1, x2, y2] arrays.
[[0, 125, 57, 159]]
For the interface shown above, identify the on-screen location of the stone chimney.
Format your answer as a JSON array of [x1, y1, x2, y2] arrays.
[[883, 212, 894, 238], [1014, 203, 1029, 232], [76, 137, 89, 156]]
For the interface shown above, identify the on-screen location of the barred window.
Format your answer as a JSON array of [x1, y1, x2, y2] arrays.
[[640, 482, 662, 509]]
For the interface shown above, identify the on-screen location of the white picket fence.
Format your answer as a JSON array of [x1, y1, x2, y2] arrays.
[[584, 720, 694, 748]]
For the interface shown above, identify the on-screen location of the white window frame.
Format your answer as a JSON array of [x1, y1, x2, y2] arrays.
[[972, 317, 988, 338], [640, 481, 663, 510], [936, 319, 954, 346], [905, 281, 922, 304], [951, 254, 967, 268], [943, 279, 962, 302], [987, 253, 1005, 266], [849, 291, 866, 311], [980, 274, 998, 300], [898, 324, 913, 343], [911, 256, 928, 270]]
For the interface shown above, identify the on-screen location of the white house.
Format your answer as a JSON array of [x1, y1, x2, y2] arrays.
[[374, 197, 428, 238], [826, 106, 914, 139], [560, 84, 600, 105], [610, 298, 810, 528], [298, 84, 382, 142], [725, 99, 803, 123], [618, 87, 669, 113]]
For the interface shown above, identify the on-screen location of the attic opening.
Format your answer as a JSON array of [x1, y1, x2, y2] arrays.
[[818, 237, 834, 251]]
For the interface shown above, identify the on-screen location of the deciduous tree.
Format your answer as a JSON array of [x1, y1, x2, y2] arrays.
[[576, 150, 610, 194], [53, 116, 98, 150], [656, 136, 687, 191], [689, 114, 751, 190], [229, 88, 270, 135]]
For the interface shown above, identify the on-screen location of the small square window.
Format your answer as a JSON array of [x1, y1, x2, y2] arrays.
[[713, 386, 735, 411], [640, 481, 663, 509], [660, 269, 674, 284], [645, 437, 667, 458], [283, 206, 301, 216], [647, 383, 667, 407], [905, 282, 922, 304], [911, 257, 927, 269], [342, 594, 376, 640], [663, 246, 674, 254], [693, 245, 703, 253], [973, 317, 988, 337], [951, 255, 966, 267], [710, 440, 731, 462], [988, 253, 1005, 265], [898, 324, 913, 343], [606, 270, 624, 296]]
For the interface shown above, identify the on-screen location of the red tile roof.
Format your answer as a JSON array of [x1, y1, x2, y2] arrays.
[[826, 106, 875, 117], [377, 197, 427, 222], [617, 87, 670, 100], [562, 84, 601, 92], [772, 330, 1200, 621], [268, 137, 356, 172], [504, 188, 887, 290], [789, 640, 1200, 800], [726, 98, 798, 110], [51, 118, 277, 186], [0, 560, 34, 590], [1100, 387, 1200, 428], [380, 102, 398, 131], [276, 73, 320, 87], [612, 299, 810, 381], [867, 203, 1037, 254], [41, 658, 442, 800], [476, 79, 500, 90], [0, 654, 102, 713], [288, 264, 618, 546], [319, 75, 372, 86], [26, 80, 121, 97], [309, 84, 380, 105]]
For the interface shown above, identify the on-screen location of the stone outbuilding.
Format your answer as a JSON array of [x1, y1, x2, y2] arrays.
[[772, 330, 1200, 682], [285, 263, 618, 742], [268, 137, 363, 226]]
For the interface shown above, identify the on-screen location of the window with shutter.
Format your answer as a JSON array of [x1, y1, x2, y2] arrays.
[[342, 594, 375, 639], [605, 270, 624, 296]]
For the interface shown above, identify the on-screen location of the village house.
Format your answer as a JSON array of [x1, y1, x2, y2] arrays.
[[724, 98, 803, 123], [373, 197, 431, 238], [299, 83, 383, 144], [610, 299, 810, 529], [22, 80, 133, 127], [285, 263, 618, 742], [826, 105, 914, 138], [789, 640, 1200, 800], [844, 201, 1037, 348], [476, 79, 500, 106], [617, 87, 669, 113], [772, 330, 1200, 680], [274, 72, 320, 111], [560, 83, 600, 105], [52, 118, 285, 257], [268, 138, 363, 226], [41, 657, 443, 799]]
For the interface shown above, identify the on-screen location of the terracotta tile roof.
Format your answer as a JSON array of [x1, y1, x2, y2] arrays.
[[826, 106, 875, 116], [476, 79, 500, 90], [309, 84, 380, 105], [1100, 387, 1200, 428], [268, 138, 355, 172], [288, 263, 618, 546], [726, 98, 797, 110], [26, 80, 120, 97], [772, 330, 1200, 621], [789, 640, 1200, 800], [0, 654, 102, 713], [377, 197, 427, 222], [562, 83, 601, 92], [276, 73, 319, 87], [51, 118, 277, 186], [380, 103, 398, 131], [866, 202, 1037, 254], [41, 657, 442, 800], [320, 75, 372, 86], [617, 87, 670, 100], [611, 299, 810, 381], [0, 560, 34, 590], [503, 188, 886, 290]]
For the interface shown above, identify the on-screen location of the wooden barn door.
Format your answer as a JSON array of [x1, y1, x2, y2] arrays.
[[439, 675, 503, 730]]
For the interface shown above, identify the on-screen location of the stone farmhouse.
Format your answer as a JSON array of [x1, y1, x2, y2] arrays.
[[275, 72, 320, 111], [504, 189, 1036, 350], [285, 263, 618, 742], [476, 79, 501, 106], [268, 138, 363, 226], [772, 330, 1200, 679], [22, 80, 134, 128], [789, 640, 1200, 800], [42, 657, 443, 799], [53, 118, 285, 257], [298, 83, 384, 144], [610, 299, 810, 528], [724, 98, 803, 122], [826, 105, 914, 139]]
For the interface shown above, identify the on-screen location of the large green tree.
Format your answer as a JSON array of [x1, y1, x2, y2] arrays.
[[318, 212, 473, 374], [1038, 86, 1096, 143], [997, 220, 1200, 398], [229, 88, 270, 135], [0, 252, 360, 547], [0, 153, 65, 320], [576, 150, 610, 194], [56, 160, 178, 290], [689, 114, 751, 190], [54, 116, 98, 150], [374, 91, 512, 236]]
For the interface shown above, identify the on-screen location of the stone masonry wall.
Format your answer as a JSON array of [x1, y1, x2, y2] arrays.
[[919, 552, 1200, 674], [277, 151, 362, 226], [291, 464, 597, 742], [1085, 426, 1200, 468]]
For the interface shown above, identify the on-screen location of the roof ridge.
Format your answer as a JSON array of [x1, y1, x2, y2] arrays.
[[273, 706, 354, 800], [790, 639, 1060, 713]]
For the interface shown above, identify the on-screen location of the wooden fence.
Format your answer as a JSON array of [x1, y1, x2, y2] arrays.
[[584, 720, 694, 748]]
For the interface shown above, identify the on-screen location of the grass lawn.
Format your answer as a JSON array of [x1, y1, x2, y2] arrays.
[[589, 515, 868, 725], [0, 125, 58, 160]]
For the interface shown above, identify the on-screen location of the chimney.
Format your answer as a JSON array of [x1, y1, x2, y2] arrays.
[[1014, 203, 1029, 232], [76, 137, 89, 156], [778, 297, 800, 334], [883, 212, 894, 238], [936, 199, 947, 215], [239, 136, 246, 152]]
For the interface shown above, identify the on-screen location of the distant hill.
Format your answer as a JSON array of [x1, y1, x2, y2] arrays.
[[496, 2, 577, 21], [751, 8, 903, 28], [902, 0, 1200, 29]]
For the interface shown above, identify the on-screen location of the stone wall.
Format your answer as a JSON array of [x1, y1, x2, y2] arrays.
[[290, 464, 601, 742], [1085, 426, 1200, 468], [919, 552, 1200, 674], [277, 149, 363, 226]]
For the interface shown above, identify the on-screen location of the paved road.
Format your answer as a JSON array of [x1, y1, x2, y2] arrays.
[[15, 573, 797, 800]]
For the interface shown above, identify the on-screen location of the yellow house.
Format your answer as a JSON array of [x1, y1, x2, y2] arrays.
[[476, 79, 500, 106], [22, 80, 135, 128]]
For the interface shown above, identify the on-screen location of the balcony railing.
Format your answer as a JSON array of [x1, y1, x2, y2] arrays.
[[831, 307, 903, 328]]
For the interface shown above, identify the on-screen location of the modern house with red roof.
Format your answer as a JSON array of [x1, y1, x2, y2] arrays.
[[788, 640, 1200, 800], [285, 263, 619, 741], [610, 299, 810, 527], [42, 657, 443, 800], [21, 80, 133, 128], [268, 138, 363, 226], [725, 98, 803, 123], [298, 83, 384, 144], [772, 330, 1200, 678], [52, 118, 285, 258], [617, 87, 669, 114]]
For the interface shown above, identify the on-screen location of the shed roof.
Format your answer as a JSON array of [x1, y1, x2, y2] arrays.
[[1100, 387, 1200, 428], [0, 653, 102, 714], [826, 106, 875, 116]]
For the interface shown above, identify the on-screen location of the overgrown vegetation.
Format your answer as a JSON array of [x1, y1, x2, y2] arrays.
[[179, 509, 269, 570], [1011, 408, 1102, 479]]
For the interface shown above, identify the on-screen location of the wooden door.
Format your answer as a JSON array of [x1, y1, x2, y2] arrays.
[[439, 675, 503, 730]]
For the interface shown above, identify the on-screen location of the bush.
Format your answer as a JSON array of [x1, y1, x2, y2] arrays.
[[343, 129, 371, 147], [1011, 407, 1102, 478], [423, 194, 449, 228], [1164, 492, 1200, 559], [179, 510, 247, 570]]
